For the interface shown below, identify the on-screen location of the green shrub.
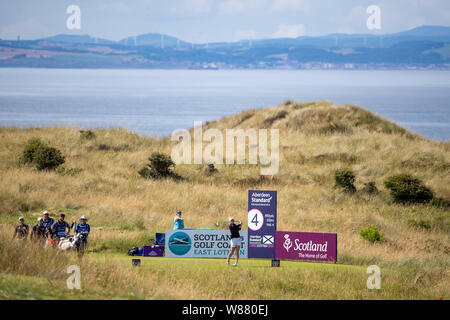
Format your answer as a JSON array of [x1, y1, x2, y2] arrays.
[[97, 143, 131, 152], [138, 152, 179, 179], [56, 166, 83, 176], [359, 226, 384, 243], [34, 145, 65, 171], [21, 138, 45, 163], [362, 181, 379, 194], [97, 143, 111, 151], [431, 197, 450, 209], [384, 174, 433, 204], [205, 163, 218, 176], [79, 129, 96, 140], [407, 219, 431, 230], [334, 168, 356, 193], [137, 167, 154, 179]]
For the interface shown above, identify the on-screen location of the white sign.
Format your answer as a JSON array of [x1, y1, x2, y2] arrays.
[[165, 229, 248, 258], [248, 208, 264, 231]]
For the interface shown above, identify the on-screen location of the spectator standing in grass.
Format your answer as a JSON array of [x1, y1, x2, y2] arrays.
[[73, 216, 90, 258], [173, 210, 184, 230], [51, 213, 71, 241], [42, 211, 54, 237], [13, 217, 29, 240], [31, 217, 47, 243]]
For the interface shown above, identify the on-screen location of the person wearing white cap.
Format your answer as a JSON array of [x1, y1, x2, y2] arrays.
[[31, 217, 47, 242], [226, 217, 242, 267], [41, 211, 54, 236], [73, 215, 90, 258], [13, 216, 29, 240]]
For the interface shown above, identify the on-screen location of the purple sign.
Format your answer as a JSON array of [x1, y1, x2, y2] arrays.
[[276, 231, 337, 263], [248, 190, 277, 259], [142, 245, 164, 257]]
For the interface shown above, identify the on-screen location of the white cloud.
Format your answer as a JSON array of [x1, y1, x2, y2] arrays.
[[272, 0, 306, 11], [220, 0, 245, 13], [272, 24, 305, 38], [219, 0, 268, 14], [170, 0, 214, 15], [98, 1, 132, 14]]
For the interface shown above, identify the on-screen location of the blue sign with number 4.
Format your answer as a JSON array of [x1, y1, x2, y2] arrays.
[[247, 190, 277, 259]]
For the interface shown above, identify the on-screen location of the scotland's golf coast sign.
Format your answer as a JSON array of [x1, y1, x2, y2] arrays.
[[248, 190, 277, 259], [276, 231, 337, 263], [165, 229, 248, 258]]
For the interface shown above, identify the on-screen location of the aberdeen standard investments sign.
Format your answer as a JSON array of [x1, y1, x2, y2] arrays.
[[248, 190, 277, 259]]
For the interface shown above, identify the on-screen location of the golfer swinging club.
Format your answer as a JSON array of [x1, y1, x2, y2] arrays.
[[227, 217, 241, 267]]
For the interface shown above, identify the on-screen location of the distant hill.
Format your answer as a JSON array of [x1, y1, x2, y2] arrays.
[[119, 33, 191, 48], [1, 25, 450, 69], [38, 34, 115, 45], [393, 25, 450, 37]]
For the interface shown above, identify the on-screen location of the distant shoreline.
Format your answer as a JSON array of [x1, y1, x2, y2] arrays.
[[1, 69, 448, 141]]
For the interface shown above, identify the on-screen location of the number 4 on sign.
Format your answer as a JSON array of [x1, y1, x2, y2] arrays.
[[248, 209, 264, 231], [251, 214, 258, 226]]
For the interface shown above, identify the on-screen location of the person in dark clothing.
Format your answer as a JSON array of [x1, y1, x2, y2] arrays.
[[50, 213, 71, 241], [226, 217, 242, 267], [13, 217, 29, 240], [31, 218, 47, 242], [41, 211, 54, 237], [73, 215, 90, 258]]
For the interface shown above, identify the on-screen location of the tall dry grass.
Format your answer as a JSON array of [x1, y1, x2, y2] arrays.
[[0, 101, 448, 299]]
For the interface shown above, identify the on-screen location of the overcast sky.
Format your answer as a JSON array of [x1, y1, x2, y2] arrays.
[[1, 0, 450, 43]]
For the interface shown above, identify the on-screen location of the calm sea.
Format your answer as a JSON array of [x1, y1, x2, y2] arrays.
[[0, 68, 449, 140]]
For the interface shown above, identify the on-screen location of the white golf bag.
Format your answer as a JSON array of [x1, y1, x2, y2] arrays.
[[57, 233, 87, 251]]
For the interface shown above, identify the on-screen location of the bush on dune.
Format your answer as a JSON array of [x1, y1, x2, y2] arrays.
[[20, 138, 65, 171], [334, 168, 356, 193], [384, 174, 434, 204], [34, 146, 65, 171], [21, 138, 45, 164], [359, 226, 384, 243], [138, 152, 181, 180]]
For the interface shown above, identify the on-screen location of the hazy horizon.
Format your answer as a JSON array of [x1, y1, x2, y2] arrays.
[[2, 24, 450, 45], [1, 0, 450, 43]]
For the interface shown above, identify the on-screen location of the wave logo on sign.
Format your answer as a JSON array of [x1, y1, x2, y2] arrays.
[[283, 234, 292, 252], [168, 232, 191, 256]]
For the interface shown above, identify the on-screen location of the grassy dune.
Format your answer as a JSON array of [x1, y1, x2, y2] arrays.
[[0, 100, 448, 299]]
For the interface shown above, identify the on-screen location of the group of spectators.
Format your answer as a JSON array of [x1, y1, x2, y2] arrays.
[[14, 209, 241, 265], [13, 210, 90, 255]]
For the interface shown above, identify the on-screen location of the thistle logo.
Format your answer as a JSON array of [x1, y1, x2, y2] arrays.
[[283, 234, 292, 252], [168, 232, 192, 256]]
